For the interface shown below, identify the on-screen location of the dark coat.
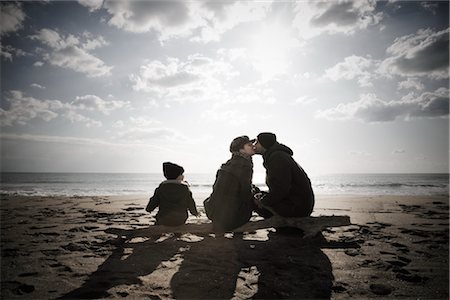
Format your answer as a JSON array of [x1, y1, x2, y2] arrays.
[[146, 181, 198, 226], [204, 154, 254, 231], [261, 142, 314, 217]]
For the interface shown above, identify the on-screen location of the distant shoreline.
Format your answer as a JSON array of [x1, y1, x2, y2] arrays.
[[1, 173, 448, 199]]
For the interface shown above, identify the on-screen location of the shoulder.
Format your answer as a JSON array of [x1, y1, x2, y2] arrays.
[[161, 180, 189, 186], [267, 150, 290, 162], [159, 181, 190, 191]]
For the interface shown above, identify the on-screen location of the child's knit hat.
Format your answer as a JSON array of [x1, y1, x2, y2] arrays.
[[163, 162, 184, 179]]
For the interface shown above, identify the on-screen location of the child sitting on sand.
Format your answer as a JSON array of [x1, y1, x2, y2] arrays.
[[146, 162, 199, 226]]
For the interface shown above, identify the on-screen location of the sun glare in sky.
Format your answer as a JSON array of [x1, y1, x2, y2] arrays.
[[249, 22, 299, 80]]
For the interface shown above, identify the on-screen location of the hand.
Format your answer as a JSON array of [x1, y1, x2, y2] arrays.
[[254, 192, 263, 200], [253, 197, 263, 209]]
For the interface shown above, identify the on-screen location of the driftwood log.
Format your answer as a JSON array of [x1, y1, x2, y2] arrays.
[[108, 215, 351, 239]]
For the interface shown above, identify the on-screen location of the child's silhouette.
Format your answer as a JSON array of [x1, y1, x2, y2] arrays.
[[146, 162, 199, 226]]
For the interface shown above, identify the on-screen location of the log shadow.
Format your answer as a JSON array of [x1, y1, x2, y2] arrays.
[[171, 230, 337, 299], [61, 227, 354, 299]]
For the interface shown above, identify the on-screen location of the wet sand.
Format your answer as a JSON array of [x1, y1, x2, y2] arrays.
[[1, 194, 448, 299]]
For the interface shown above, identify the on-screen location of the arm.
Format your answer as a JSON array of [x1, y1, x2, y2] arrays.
[[261, 154, 292, 207], [187, 190, 199, 216], [145, 188, 160, 213]]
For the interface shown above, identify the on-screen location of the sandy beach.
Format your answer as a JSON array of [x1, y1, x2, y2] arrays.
[[1, 194, 448, 299]]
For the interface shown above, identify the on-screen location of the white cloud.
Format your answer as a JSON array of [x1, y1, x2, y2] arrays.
[[81, 32, 109, 50], [62, 110, 102, 128], [228, 84, 277, 105], [1, 90, 61, 126], [202, 108, 248, 126], [131, 58, 200, 90], [397, 78, 424, 91], [30, 83, 46, 89], [88, 1, 270, 43], [111, 116, 183, 143], [316, 88, 449, 122], [78, 0, 104, 12], [102, 1, 194, 37], [292, 0, 383, 39], [0, 2, 26, 36], [30, 28, 112, 77], [0, 133, 115, 146], [217, 48, 247, 62], [324, 55, 379, 87], [0, 91, 125, 128], [0, 132, 177, 153], [293, 96, 317, 105], [392, 149, 406, 154], [190, 1, 272, 43], [349, 151, 371, 156], [112, 120, 125, 129], [130, 54, 237, 103], [72, 95, 130, 115], [379, 28, 449, 79], [0, 47, 13, 61], [420, 1, 439, 15], [1, 44, 28, 61], [116, 127, 179, 141], [128, 116, 161, 127]]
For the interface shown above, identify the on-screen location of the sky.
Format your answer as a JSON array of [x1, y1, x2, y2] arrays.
[[0, 0, 449, 176]]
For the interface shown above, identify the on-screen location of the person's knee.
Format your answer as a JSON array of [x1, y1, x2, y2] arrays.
[[254, 207, 273, 218]]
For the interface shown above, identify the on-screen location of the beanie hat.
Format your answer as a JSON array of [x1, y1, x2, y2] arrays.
[[163, 162, 184, 180], [230, 135, 255, 152], [257, 132, 277, 149]]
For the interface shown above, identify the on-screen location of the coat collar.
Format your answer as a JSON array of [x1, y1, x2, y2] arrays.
[[161, 180, 189, 186]]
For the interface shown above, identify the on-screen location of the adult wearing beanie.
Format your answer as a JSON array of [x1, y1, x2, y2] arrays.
[[204, 135, 256, 231], [253, 132, 315, 218]]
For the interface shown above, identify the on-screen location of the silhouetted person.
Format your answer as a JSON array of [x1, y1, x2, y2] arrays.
[[204, 136, 256, 231], [146, 162, 198, 226], [253, 132, 314, 218]]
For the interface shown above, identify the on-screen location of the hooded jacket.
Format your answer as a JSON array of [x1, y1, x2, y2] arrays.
[[204, 154, 254, 231], [146, 180, 198, 226], [261, 142, 314, 217]]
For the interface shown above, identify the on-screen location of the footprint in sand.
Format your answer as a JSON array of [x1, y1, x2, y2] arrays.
[[49, 262, 74, 273], [369, 283, 392, 296], [3, 281, 35, 295], [123, 207, 143, 211], [389, 242, 410, 254], [18, 272, 39, 277], [344, 249, 361, 257], [396, 273, 429, 283]]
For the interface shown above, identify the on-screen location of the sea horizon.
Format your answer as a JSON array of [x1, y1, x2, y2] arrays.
[[1, 172, 448, 200]]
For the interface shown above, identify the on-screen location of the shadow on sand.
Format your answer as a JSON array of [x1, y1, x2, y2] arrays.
[[60, 227, 357, 299]]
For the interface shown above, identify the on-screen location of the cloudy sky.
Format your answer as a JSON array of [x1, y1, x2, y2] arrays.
[[1, 0, 449, 175]]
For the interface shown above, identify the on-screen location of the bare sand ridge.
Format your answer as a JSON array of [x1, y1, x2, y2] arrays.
[[1, 194, 448, 299]]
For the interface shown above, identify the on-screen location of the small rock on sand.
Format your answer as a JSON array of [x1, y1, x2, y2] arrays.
[[370, 283, 392, 295]]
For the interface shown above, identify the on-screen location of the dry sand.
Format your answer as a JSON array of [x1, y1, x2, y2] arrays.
[[1, 194, 448, 299]]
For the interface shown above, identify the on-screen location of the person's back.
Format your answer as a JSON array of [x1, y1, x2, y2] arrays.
[[263, 143, 314, 217], [204, 136, 255, 231], [146, 162, 198, 226], [254, 133, 314, 218]]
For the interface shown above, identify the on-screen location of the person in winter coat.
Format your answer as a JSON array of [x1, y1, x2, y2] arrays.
[[146, 162, 199, 226], [253, 132, 315, 218], [204, 136, 256, 232]]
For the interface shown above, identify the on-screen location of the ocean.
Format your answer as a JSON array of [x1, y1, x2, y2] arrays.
[[0, 173, 448, 200]]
